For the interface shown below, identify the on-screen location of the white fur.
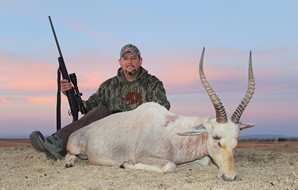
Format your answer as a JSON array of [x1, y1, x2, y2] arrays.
[[65, 102, 247, 181]]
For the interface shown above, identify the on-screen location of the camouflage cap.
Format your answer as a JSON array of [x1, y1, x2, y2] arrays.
[[120, 44, 141, 58]]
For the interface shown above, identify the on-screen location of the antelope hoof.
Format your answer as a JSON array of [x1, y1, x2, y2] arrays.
[[64, 163, 73, 168]]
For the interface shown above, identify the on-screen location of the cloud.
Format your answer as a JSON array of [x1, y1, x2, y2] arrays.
[[0, 50, 118, 104], [150, 48, 298, 94], [0, 52, 56, 92], [0, 96, 55, 105], [1, 46, 297, 103], [0, 51, 116, 95], [146, 50, 255, 94], [1, 48, 297, 138]]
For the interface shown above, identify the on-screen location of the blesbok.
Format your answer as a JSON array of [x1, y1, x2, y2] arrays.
[[65, 48, 256, 181]]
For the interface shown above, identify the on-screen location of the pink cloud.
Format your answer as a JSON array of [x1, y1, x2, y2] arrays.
[[148, 51, 246, 85], [0, 52, 56, 91], [150, 48, 297, 95], [1, 47, 297, 101], [1, 46, 297, 138], [0, 51, 117, 93], [66, 53, 119, 91], [0, 96, 56, 105], [243, 102, 298, 122], [27, 96, 56, 104], [144, 50, 257, 94]]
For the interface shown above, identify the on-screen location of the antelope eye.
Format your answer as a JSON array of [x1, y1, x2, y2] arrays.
[[213, 135, 221, 140]]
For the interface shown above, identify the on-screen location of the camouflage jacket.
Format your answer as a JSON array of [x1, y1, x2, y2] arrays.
[[85, 67, 170, 112]]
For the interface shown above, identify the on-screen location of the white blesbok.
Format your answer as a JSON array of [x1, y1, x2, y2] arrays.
[[65, 48, 256, 181]]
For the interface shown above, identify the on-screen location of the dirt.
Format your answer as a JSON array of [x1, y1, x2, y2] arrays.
[[0, 140, 297, 190]]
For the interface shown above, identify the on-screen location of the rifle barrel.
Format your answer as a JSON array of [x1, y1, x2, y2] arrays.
[[48, 16, 63, 58]]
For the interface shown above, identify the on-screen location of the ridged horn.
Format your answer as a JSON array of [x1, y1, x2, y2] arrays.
[[199, 48, 228, 123], [231, 51, 256, 123]]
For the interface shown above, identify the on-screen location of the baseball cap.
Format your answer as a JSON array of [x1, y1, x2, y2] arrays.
[[120, 44, 141, 58]]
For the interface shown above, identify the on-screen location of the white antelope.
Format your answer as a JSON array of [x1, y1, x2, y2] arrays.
[[65, 48, 256, 181]]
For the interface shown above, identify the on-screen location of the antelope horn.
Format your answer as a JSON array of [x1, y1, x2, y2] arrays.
[[231, 51, 256, 123], [199, 48, 228, 123]]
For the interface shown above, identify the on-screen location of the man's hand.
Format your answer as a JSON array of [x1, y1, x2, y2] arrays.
[[61, 79, 87, 112], [61, 79, 72, 95]]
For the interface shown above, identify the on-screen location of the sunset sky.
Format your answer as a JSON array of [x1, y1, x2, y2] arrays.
[[1, 1, 297, 138]]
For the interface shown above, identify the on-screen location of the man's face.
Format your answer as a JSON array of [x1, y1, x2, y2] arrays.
[[119, 53, 142, 79]]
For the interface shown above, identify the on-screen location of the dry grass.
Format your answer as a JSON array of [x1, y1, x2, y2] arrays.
[[0, 139, 297, 190]]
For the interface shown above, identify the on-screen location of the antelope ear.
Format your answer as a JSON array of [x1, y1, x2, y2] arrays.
[[239, 122, 255, 131], [177, 124, 207, 136]]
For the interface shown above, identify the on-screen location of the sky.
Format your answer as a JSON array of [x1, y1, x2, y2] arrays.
[[0, 1, 297, 138]]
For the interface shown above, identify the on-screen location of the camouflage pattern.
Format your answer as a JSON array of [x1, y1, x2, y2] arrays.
[[85, 67, 170, 113], [120, 44, 141, 58]]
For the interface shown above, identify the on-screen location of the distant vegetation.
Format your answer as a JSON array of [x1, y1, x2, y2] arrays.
[[240, 134, 298, 141]]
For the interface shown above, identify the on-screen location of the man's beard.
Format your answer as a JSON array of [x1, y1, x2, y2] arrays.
[[127, 70, 137, 76], [125, 67, 138, 76]]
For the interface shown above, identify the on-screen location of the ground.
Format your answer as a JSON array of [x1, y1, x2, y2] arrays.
[[0, 139, 297, 190]]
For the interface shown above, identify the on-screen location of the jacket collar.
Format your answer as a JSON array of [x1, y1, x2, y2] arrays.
[[117, 67, 148, 82]]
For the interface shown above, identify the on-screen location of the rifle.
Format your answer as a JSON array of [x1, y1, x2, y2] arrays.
[[48, 16, 86, 131]]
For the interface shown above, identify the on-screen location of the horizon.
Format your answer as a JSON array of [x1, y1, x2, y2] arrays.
[[1, 1, 297, 138]]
